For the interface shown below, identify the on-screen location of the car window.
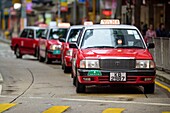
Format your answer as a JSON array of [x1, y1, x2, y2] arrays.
[[20, 29, 29, 38], [49, 28, 68, 40], [28, 29, 34, 39], [67, 29, 82, 43], [81, 29, 145, 49], [36, 29, 46, 38]]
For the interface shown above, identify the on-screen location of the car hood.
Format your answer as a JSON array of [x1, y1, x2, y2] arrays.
[[48, 39, 62, 45], [80, 48, 153, 59]]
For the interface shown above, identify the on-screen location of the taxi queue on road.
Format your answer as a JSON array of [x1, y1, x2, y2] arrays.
[[10, 19, 156, 94]]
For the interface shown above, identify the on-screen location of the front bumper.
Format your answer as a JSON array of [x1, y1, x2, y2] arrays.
[[47, 50, 61, 60], [77, 69, 156, 85]]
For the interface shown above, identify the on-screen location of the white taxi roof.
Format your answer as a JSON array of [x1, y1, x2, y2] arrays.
[[69, 25, 84, 29], [25, 26, 46, 30], [83, 24, 138, 30]]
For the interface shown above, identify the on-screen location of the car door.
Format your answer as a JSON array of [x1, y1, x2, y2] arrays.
[[19, 28, 29, 54], [23, 29, 36, 55]]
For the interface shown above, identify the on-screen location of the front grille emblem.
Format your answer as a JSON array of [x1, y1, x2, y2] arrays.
[[115, 61, 120, 66]]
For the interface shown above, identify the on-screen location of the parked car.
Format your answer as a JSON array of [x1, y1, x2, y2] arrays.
[[70, 19, 156, 94], [38, 24, 70, 64], [10, 26, 46, 59]]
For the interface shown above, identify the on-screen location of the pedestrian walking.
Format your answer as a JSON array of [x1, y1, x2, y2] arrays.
[[145, 24, 157, 43]]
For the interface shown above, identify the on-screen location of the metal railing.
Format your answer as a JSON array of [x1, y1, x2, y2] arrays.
[[150, 37, 170, 72]]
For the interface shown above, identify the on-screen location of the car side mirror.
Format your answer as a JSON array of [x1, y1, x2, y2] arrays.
[[147, 43, 155, 49], [69, 43, 78, 49], [59, 38, 66, 42]]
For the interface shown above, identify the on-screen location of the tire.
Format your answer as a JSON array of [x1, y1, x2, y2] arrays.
[[15, 47, 22, 58], [35, 47, 39, 59], [143, 83, 155, 94], [45, 51, 51, 64], [39, 53, 45, 62], [64, 64, 71, 73], [76, 77, 86, 93]]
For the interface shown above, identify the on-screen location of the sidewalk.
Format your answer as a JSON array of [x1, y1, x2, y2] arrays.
[[0, 34, 170, 85]]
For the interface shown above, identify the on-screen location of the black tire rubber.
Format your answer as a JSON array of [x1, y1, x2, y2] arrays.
[[76, 77, 85, 93], [15, 47, 22, 58], [64, 64, 71, 73], [44, 51, 51, 64], [143, 83, 155, 94]]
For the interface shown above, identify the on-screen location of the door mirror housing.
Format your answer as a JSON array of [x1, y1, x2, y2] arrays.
[[69, 43, 78, 49], [147, 43, 155, 49]]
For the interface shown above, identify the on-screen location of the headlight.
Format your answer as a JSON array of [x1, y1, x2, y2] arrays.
[[50, 45, 61, 50], [66, 49, 73, 56], [80, 60, 100, 68], [136, 60, 155, 69]]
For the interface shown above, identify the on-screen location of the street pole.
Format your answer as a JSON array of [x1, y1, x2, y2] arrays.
[[58, 0, 60, 18], [73, 0, 76, 25], [92, 0, 96, 23]]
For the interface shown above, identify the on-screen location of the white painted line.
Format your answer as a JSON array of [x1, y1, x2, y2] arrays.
[[0, 73, 3, 83], [61, 98, 170, 107], [0, 85, 2, 95]]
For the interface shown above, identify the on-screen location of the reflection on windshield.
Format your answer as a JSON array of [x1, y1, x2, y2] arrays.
[[49, 28, 68, 40], [81, 29, 145, 49], [68, 29, 82, 42], [36, 29, 46, 38]]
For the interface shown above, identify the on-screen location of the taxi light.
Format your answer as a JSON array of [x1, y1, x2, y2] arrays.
[[100, 19, 120, 25], [58, 23, 70, 28], [84, 21, 93, 26], [144, 78, 152, 81]]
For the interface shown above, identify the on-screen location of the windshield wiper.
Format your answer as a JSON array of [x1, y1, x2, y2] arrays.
[[115, 45, 144, 49], [84, 46, 115, 49]]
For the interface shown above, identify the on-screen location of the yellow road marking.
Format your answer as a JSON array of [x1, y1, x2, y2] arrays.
[[102, 108, 125, 113], [0, 103, 16, 113], [42, 106, 70, 113], [162, 112, 170, 113], [155, 81, 170, 92]]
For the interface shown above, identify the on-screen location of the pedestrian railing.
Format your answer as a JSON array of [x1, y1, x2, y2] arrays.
[[150, 37, 170, 72]]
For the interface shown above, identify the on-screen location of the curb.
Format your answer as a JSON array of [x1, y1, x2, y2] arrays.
[[0, 38, 11, 44], [156, 74, 170, 85]]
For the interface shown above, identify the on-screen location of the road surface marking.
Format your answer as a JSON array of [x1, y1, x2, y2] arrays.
[[102, 108, 125, 113], [0, 73, 3, 83], [0, 103, 16, 112], [155, 81, 170, 92], [61, 98, 170, 106], [162, 112, 170, 113], [42, 106, 70, 113]]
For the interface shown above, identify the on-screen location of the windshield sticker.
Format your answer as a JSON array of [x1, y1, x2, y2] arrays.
[[134, 35, 140, 39], [132, 30, 138, 34]]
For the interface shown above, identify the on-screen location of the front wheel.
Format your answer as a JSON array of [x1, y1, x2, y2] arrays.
[[143, 83, 155, 94], [76, 77, 86, 93], [45, 51, 51, 64], [15, 47, 22, 58]]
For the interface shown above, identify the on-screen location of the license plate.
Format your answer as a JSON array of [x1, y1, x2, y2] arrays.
[[53, 50, 61, 54], [110, 72, 126, 82]]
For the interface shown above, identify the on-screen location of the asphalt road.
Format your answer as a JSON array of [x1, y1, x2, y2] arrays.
[[0, 42, 170, 113]]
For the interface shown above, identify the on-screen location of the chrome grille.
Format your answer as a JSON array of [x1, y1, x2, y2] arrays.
[[99, 59, 135, 70]]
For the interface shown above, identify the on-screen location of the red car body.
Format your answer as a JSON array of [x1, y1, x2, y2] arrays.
[[38, 26, 69, 63], [70, 25, 156, 94], [10, 26, 46, 58], [60, 25, 84, 73]]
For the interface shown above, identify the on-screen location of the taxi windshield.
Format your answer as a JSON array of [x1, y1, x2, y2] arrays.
[[36, 29, 46, 38], [81, 29, 145, 49], [68, 29, 82, 43], [49, 28, 68, 40]]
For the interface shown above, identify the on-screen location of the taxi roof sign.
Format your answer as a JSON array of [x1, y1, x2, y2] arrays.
[[84, 21, 93, 26], [58, 23, 70, 28], [100, 19, 120, 25]]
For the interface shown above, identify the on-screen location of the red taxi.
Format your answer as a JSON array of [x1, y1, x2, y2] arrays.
[[59, 25, 84, 73], [70, 20, 156, 93], [38, 23, 70, 63], [11, 26, 46, 58]]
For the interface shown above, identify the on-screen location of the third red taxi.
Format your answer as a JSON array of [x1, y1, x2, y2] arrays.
[[70, 19, 156, 93]]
